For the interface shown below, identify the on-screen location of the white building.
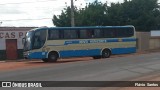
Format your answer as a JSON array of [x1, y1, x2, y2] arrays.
[[0, 27, 36, 60], [151, 30, 160, 37]]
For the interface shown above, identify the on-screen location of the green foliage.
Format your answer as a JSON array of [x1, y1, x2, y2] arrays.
[[121, 0, 160, 31], [52, 0, 160, 31], [52, 7, 71, 27], [53, 0, 108, 27]]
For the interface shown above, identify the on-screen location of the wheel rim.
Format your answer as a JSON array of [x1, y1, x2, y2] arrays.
[[50, 55, 56, 60], [103, 50, 110, 58], [104, 52, 109, 57], [49, 53, 58, 62]]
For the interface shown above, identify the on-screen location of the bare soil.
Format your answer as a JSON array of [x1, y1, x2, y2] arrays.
[[0, 48, 160, 72]]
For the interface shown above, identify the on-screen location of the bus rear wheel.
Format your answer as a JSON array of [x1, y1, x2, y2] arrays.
[[102, 49, 111, 58], [48, 52, 58, 62]]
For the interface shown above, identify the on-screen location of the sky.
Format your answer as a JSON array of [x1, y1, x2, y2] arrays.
[[0, 0, 125, 27], [0, 0, 158, 27]]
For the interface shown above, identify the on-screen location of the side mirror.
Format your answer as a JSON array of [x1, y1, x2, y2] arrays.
[[22, 38, 25, 45]]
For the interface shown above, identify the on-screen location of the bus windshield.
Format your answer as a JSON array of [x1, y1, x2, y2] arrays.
[[24, 30, 46, 51], [24, 31, 33, 51], [32, 30, 46, 49]]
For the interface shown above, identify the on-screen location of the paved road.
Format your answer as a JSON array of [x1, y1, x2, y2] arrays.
[[0, 52, 160, 90]]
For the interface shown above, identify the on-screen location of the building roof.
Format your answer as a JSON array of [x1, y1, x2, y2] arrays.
[[0, 27, 37, 31]]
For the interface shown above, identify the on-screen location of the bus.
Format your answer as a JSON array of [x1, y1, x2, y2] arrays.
[[23, 26, 136, 62]]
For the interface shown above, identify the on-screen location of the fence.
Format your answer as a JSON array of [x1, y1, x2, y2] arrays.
[[136, 32, 160, 51]]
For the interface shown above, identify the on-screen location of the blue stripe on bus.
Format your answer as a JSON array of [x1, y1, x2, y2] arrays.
[[122, 38, 137, 42], [27, 52, 47, 59], [59, 49, 101, 57], [111, 47, 136, 54], [59, 47, 136, 58], [64, 40, 80, 45], [107, 39, 119, 42], [27, 47, 136, 59]]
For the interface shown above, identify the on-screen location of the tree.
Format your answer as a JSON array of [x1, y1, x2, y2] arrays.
[[52, 0, 160, 31], [105, 0, 160, 31], [53, 0, 108, 27], [52, 7, 71, 27], [77, 0, 108, 26], [127, 0, 160, 31]]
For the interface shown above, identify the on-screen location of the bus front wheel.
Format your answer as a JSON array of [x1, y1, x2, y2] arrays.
[[102, 49, 111, 58], [48, 52, 58, 62]]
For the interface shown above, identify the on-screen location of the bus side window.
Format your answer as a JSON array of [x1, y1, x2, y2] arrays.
[[88, 29, 94, 38], [80, 30, 88, 39], [59, 30, 64, 39], [94, 29, 102, 38], [64, 30, 78, 39], [80, 30, 93, 39], [70, 30, 78, 39], [116, 28, 134, 38], [103, 29, 116, 38], [116, 28, 124, 38], [127, 28, 134, 37], [48, 30, 59, 40]]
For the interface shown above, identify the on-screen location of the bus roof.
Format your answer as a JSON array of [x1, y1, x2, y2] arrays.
[[29, 25, 135, 31]]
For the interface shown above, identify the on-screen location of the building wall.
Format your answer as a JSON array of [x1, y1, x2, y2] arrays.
[[150, 37, 160, 49], [136, 32, 160, 51], [0, 27, 36, 60], [136, 32, 150, 51], [0, 31, 27, 49], [150, 30, 160, 49]]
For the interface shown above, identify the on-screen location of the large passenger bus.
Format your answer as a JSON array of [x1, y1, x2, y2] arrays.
[[23, 26, 136, 62]]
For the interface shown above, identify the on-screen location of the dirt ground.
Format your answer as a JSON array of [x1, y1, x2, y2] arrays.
[[98, 48, 160, 90], [0, 49, 160, 90], [0, 48, 160, 72], [0, 57, 94, 71]]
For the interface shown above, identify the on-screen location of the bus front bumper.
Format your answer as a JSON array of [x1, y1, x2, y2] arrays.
[[23, 51, 48, 59]]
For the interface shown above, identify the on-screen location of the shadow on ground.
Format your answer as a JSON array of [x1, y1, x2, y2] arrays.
[[26, 57, 94, 64]]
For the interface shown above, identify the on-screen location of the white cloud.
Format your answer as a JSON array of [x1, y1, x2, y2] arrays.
[[0, 0, 68, 27], [0, 0, 159, 27]]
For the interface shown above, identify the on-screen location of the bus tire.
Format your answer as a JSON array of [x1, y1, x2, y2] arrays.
[[48, 52, 58, 62], [102, 49, 111, 58], [42, 59, 49, 62], [93, 56, 101, 59]]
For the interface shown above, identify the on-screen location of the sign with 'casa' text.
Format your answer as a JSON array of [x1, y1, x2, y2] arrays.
[[0, 31, 27, 39]]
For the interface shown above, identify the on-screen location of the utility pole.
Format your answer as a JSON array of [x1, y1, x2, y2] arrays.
[[71, 0, 75, 27], [0, 22, 2, 26]]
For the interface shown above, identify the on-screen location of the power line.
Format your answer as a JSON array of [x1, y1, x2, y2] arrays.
[[0, 18, 52, 21], [0, 0, 57, 5]]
